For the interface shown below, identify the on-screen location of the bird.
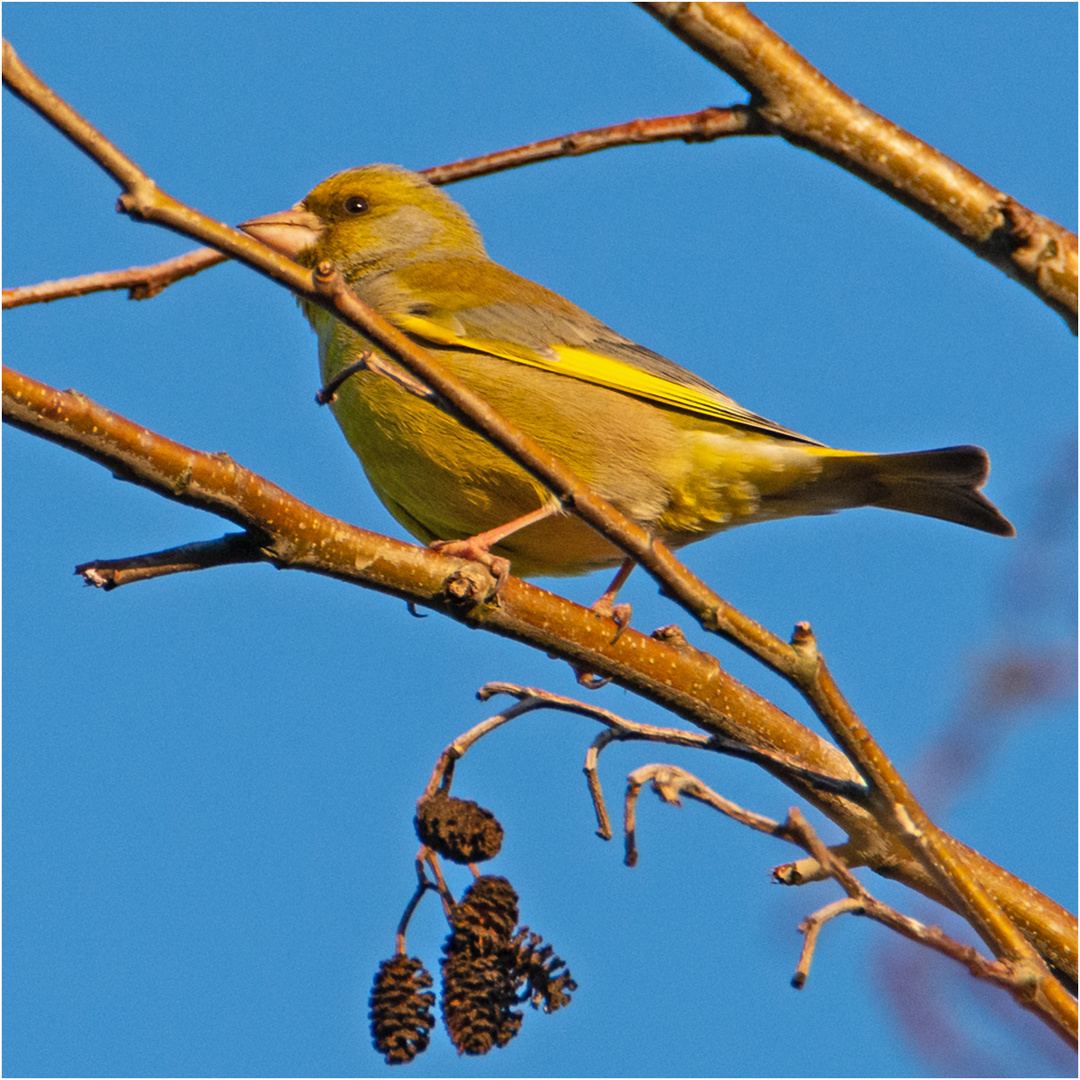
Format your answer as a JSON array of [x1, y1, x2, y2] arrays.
[[240, 164, 1013, 594]]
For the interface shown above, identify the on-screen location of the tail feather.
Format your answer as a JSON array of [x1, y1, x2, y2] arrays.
[[820, 445, 1015, 536]]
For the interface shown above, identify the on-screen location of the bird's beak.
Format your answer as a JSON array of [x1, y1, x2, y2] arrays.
[[238, 203, 324, 258]]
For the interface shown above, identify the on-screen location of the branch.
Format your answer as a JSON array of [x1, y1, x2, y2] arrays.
[[1, 247, 227, 308], [75, 534, 265, 589], [421, 104, 765, 183], [4, 27, 1075, 1040], [2, 105, 761, 310], [4, 365, 1075, 1020], [612, 760, 1070, 1037], [781, 809, 1037, 1005], [782, 623, 1071, 1011], [639, 2, 1078, 330]]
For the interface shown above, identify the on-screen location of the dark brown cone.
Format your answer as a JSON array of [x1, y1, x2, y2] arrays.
[[449, 876, 519, 949], [415, 792, 504, 864], [368, 955, 436, 1065], [440, 876, 523, 1055], [441, 933, 521, 1054], [511, 927, 577, 1013]]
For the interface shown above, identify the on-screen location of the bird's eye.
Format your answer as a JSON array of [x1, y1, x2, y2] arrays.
[[343, 195, 369, 216]]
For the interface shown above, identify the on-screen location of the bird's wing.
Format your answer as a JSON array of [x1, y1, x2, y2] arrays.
[[390, 299, 820, 445]]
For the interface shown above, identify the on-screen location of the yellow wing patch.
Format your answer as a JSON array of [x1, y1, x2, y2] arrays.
[[393, 312, 816, 442]]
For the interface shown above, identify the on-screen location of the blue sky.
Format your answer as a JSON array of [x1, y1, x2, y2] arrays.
[[4, 4, 1076, 1077]]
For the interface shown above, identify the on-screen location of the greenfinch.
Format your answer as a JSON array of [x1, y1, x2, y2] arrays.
[[240, 164, 1013, 580]]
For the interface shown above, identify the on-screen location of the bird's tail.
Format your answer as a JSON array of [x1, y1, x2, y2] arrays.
[[816, 445, 1015, 536]]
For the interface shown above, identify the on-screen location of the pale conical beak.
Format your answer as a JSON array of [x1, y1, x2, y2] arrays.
[[238, 203, 324, 258]]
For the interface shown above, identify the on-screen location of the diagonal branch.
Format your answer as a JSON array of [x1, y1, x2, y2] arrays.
[[2, 105, 761, 311], [639, 2, 1077, 330]]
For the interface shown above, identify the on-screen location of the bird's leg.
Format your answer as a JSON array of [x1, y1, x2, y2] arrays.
[[430, 503, 561, 592], [571, 558, 636, 688], [591, 557, 635, 632]]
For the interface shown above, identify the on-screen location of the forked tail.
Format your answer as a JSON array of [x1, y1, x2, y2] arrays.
[[820, 445, 1015, 536]]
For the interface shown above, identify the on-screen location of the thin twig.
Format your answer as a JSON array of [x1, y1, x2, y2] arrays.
[[419, 849, 455, 921], [624, 762, 789, 867], [1, 247, 228, 309], [584, 733, 616, 840], [422, 104, 763, 184], [395, 874, 436, 953], [626, 762, 788, 840], [1, 106, 760, 310], [480, 683, 868, 800], [792, 898, 863, 988], [76, 533, 267, 590]]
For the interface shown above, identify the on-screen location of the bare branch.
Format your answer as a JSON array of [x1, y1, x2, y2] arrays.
[[620, 768, 1074, 1041], [2, 107, 761, 310], [1, 248, 227, 309], [76, 533, 266, 590], [781, 809, 1076, 1042], [792, 898, 863, 989], [624, 762, 786, 852], [422, 104, 765, 184], [639, 2, 1077, 330]]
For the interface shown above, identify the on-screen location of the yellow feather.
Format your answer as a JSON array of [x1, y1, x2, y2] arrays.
[[395, 313, 817, 440]]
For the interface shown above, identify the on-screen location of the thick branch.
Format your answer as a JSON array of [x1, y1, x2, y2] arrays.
[[639, 2, 1078, 329], [4, 365, 1075, 1012]]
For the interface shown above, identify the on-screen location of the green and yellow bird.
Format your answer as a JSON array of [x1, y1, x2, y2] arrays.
[[241, 165, 1013, 583]]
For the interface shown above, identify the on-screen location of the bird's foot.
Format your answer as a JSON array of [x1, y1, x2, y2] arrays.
[[590, 594, 632, 641], [430, 537, 511, 594]]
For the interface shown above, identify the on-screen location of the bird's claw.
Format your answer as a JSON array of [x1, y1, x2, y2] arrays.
[[591, 596, 632, 642], [430, 538, 511, 595]]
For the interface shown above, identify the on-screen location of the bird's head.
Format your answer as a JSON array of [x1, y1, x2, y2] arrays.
[[239, 164, 485, 276]]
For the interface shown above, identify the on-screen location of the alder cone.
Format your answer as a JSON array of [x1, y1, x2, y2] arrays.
[[415, 792, 504, 863], [369, 954, 436, 1065]]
